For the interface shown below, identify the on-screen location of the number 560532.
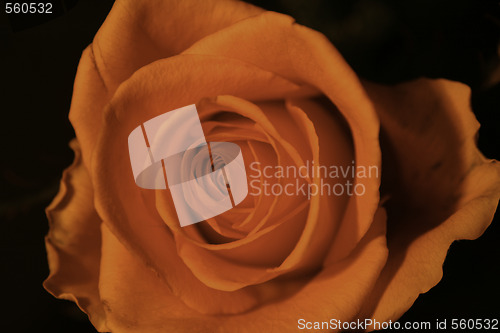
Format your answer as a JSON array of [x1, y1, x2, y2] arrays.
[[5, 2, 53, 14]]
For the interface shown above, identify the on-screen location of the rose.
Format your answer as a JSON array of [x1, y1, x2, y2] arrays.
[[44, 0, 500, 332]]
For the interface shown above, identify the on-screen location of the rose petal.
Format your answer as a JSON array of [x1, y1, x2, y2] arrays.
[[98, 207, 388, 333], [98, 223, 210, 332], [70, 0, 264, 168], [43, 140, 108, 331], [93, 0, 264, 88], [358, 78, 500, 323]]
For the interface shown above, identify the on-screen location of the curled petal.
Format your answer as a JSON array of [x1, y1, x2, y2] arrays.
[[358, 78, 500, 322], [98, 208, 388, 333], [44, 140, 108, 331]]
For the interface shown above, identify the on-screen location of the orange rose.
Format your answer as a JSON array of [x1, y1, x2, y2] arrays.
[[44, 0, 500, 332]]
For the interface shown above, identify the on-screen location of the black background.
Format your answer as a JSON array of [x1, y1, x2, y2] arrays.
[[0, 0, 498, 332]]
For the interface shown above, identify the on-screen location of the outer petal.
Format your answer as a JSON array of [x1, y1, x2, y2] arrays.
[[44, 140, 108, 332], [98, 208, 388, 333], [69, 0, 264, 169], [358, 79, 500, 323]]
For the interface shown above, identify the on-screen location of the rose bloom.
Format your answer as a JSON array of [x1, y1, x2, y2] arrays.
[[44, 0, 500, 332]]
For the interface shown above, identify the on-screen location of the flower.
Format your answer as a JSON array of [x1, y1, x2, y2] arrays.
[[44, 0, 500, 332]]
